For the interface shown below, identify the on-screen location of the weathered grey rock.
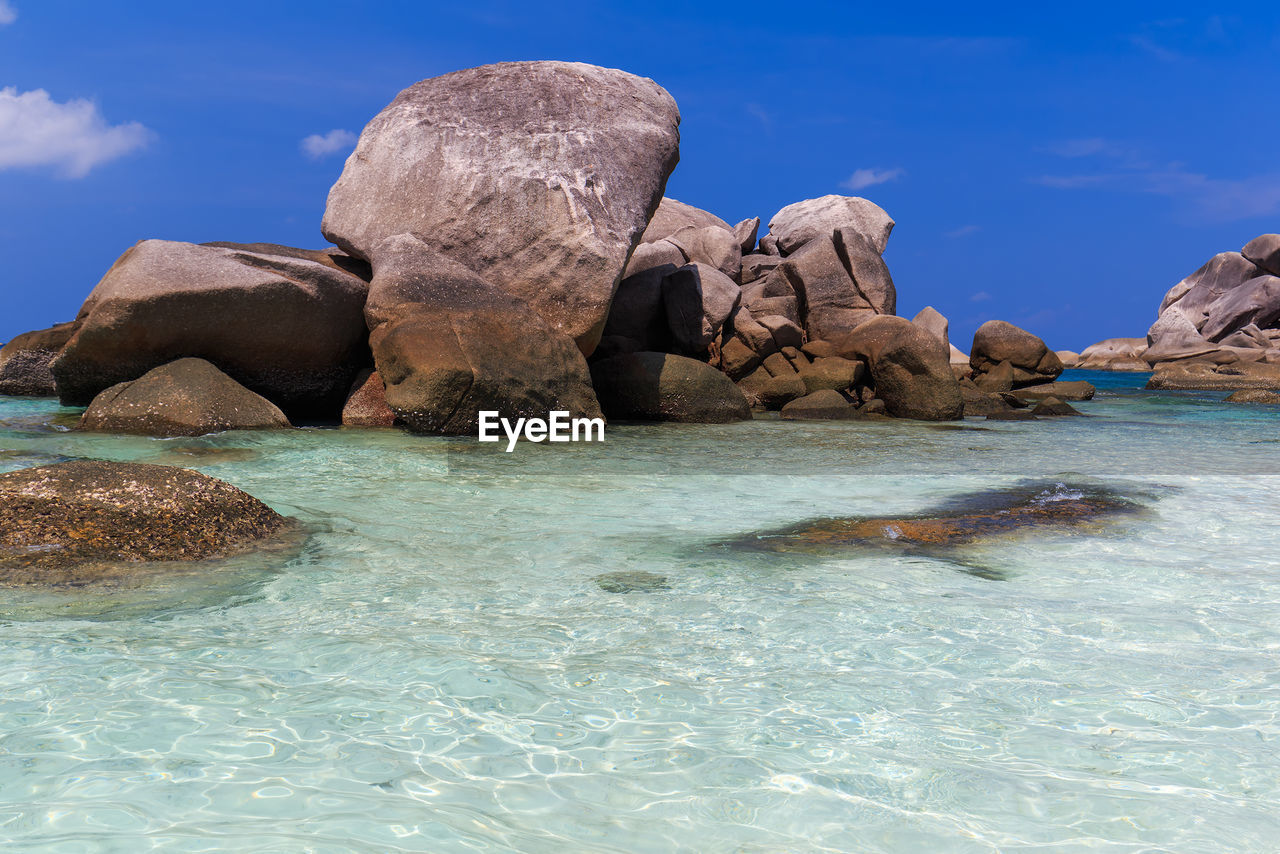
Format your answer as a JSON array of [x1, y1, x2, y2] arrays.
[[590, 351, 751, 422], [780, 389, 859, 420], [80, 358, 290, 436], [51, 240, 370, 415], [365, 234, 602, 434], [1055, 350, 1080, 368], [836, 316, 963, 421], [732, 217, 760, 255], [1159, 252, 1262, 322], [1199, 275, 1280, 342], [661, 264, 741, 356], [740, 253, 783, 284], [321, 61, 681, 353], [835, 227, 896, 316], [1078, 338, 1150, 370], [768, 195, 894, 256], [1218, 324, 1272, 350], [0, 460, 297, 585], [342, 369, 396, 427], [0, 321, 78, 397], [1031, 396, 1082, 417], [668, 226, 742, 281], [726, 307, 778, 358], [949, 344, 971, 366], [1144, 305, 1217, 363], [740, 274, 801, 326], [1243, 234, 1280, 277], [1012, 381, 1096, 401], [970, 320, 1063, 385], [639, 197, 731, 244], [911, 306, 949, 350], [764, 234, 876, 343], [622, 239, 686, 279], [1146, 360, 1280, 391], [758, 234, 780, 256]]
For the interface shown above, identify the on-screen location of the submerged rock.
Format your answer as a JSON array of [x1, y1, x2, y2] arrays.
[[730, 481, 1145, 557], [0, 461, 299, 586], [595, 570, 670, 593], [1146, 361, 1280, 391], [1225, 389, 1280, 403]]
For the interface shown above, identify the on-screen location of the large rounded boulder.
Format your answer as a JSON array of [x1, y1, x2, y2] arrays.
[[969, 320, 1063, 386], [1, 461, 297, 586], [767, 195, 895, 256], [79, 358, 291, 437], [590, 351, 752, 423], [50, 240, 371, 416], [364, 234, 602, 435], [836, 316, 963, 421], [321, 61, 682, 354]]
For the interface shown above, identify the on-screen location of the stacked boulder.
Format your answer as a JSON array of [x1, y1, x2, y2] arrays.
[[2, 60, 985, 431], [950, 319, 1091, 418], [1142, 235, 1280, 369], [598, 192, 908, 416]]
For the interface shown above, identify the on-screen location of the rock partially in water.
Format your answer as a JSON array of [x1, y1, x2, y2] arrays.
[[1225, 389, 1280, 404], [731, 481, 1146, 556], [595, 571, 671, 593], [0, 460, 300, 586]]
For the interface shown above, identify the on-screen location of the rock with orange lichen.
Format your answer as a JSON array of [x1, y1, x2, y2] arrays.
[[1, 460, 300, 586]]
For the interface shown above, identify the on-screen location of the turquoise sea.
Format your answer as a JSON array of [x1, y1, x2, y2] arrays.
[[2, 371, 1279, 852]]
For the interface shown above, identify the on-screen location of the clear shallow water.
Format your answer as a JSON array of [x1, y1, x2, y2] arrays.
[[2, 371, 1279, 852]]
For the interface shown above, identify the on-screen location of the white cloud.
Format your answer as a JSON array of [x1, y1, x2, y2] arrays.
[[841, 167, 904, 191], [970, 291, 992, 302], [1036, 137, 1280, 221], [301, 129, 357, 160], [0, 1, 15, 26], [0, 87, 151, 178]]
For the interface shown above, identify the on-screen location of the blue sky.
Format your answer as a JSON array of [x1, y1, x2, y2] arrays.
[[2, 1, 1278, 350]]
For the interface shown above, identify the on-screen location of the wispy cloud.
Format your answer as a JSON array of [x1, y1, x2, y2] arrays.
[[970, 291, 992, 302], [0, 1, 15, 25], [745, 103, 772, 131], [1036, 136, 1280, 221], [945, 225, 981, 239], [0, 87, 151, 178], [841, 167, 904, 191], [301, 129, 357, 160]]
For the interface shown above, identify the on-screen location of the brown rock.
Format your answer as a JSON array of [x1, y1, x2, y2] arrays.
[[0, 321, 79, 396], [365, 234, 601, 434], [1031, 396, 1082, 416], [590, 351, 751, 422], [768, 195, 894, 255], [970, 320, 1063, 385], [0, 461, 297, 586], [836, 316, 963, 421], [51, 240, 370, 416], [639, 197, 731, 244], [780, 389, 859, 420], [80, 358, 290, 437], [342, 369, 396, 427]]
